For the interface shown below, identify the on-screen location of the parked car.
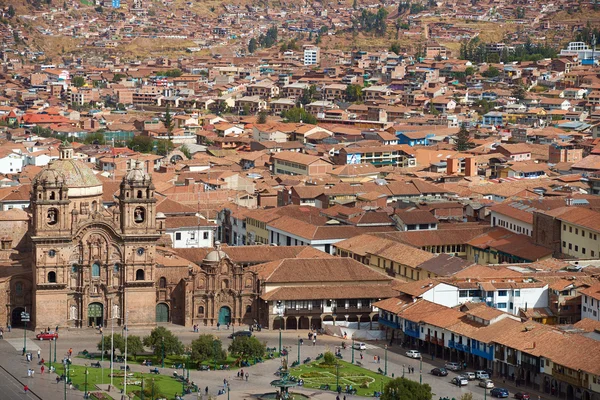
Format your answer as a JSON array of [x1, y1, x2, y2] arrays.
[[479, 379, 495, 389], [354, 342, 366, 350], [405, 350, 421, 359], [514, 393, 530, 400], [490, 388, 509, 398], [445, 362, 461, 371], [464, 372, 476, 380], [430, 368, 448, 376], [476, 370, 490, 380], [228, 331, 252, 339], [451, 376, 469, 387], [36, 332, 58, 340]]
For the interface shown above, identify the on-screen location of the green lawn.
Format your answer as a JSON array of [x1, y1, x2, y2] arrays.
[[290, 360, 391, 397], [65, 364, 193, 399]]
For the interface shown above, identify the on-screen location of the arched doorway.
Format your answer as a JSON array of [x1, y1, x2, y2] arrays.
[[286, 317, 297, 330], [567, 384, 574, 400], [88, 303, 103, 327], [156, 303, 169, 323], [218, 306, 231, 325], [11, 307, 26, 327], [299, 316, 310, 330], [273, 317, 284, 330]]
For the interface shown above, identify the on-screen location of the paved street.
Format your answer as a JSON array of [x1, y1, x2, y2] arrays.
[[0, 325, 548, 400]]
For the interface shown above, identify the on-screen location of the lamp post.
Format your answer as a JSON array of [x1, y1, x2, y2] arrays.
[[84, 365, 89, 399], [351, 335, 355, 364], [336, 362, 340, 393], [54, 335, 57, 363], [297, 336, 301, 364], [186, 350, 190, 381], [23, 321, 27, 354], [402, 364, 405, 378], [101, 330, 104, 385], [49, 339, 53, 371], [161, 337, 165, 368], [63, 361, 67, 400], [141, 375, 145, 400], [278, 328, 282, 354], [213, 340, 219, 371], [384, 345, 388, 376], [181, 360, 186, 397], [151, 378, 155, 400], [419, 355, 423, 384], [123, 311, 129, 399]]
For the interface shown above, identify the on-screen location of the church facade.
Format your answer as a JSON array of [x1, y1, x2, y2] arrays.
[[1, 142, 258, 330]]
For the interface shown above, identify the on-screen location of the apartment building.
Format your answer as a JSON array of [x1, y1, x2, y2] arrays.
[[303, 45, 320, 66]]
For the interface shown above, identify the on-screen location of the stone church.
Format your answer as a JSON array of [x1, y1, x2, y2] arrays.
[[1, 142, 258, 330]]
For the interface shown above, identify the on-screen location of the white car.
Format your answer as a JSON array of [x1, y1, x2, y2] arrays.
[[354, 342, 366, 350], [479, 379, 494, 389], [464, 372, 476, 380], [406, 350, 421, 359], [476, 370, 490, 380]]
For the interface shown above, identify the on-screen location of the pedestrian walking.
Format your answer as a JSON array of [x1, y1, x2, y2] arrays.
[[31, 369, 34, 378], [217, 322, 220, 331], [205, 386, 209, 395], [27, 368, 31, 378], [37, 349, 41, 359], [68, 348, 73, 357], [360, 353, 363, 360], [245, 372, 249, 381], [313, 338, 316, 346], [237, 371, 240, 378], [0, 330, 3, 339], [41, 365, 45, 374], [7, 324, 10, 332], [23, 385, 28, 393]]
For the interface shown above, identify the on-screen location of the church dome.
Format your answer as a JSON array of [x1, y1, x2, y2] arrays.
[[203, 243, 228, 264], [33, 142, 103, 197]]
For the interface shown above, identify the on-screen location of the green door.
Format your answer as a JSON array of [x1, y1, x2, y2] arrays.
[[218, 306, 231, 325], [88, 303, 103, 327], [156, 303, 169, 322]]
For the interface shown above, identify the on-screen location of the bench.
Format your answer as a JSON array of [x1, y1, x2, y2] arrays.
[[120, 365, 130, 371], [91, 362, 101, 368], [319, 384, 330, 390], [356, 361, 363, 367], [149, 368, 160, 374]]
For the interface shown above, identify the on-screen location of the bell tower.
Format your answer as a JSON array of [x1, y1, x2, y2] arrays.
[[118, 160, 157, 234]]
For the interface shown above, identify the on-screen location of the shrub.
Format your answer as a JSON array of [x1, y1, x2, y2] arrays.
[[322, 351, 336, 366]]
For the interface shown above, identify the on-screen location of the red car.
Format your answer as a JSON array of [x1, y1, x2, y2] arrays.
[[36, 332, 58, 340], [514, 393, 530, 400]]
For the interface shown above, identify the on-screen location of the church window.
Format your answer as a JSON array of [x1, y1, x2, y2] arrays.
[[114, 263, 119, 273], [48, 271, 56, 283], [175, 232, 182, 240], [48, 249, 56, 257], [92, 201, 97, 212], [134, 207, 145, 223], [137, 248, 145, 256], [159, 277, 167, 288], [137, 190, 143, 199], [136, 269, 145, 281], [198, 306, 204, 315], [92, 262, 100, 278], [246, 305, 252, 313], [49, 192, 55, 200], [221, 279, 229, 289], [15, 282, 23, 295], [47, 208, 58, 225]]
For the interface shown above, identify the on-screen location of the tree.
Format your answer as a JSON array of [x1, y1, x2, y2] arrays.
[[389, 42, 401, 54], [465, 66, 475, 76], [228, 336, 265, 360], [191, 335, 226, 366], [112, 73, 126, 83], [98, 334, 125, 356], [454, 125, 473, 151], [482, 65, 500, 78], [180, 144, 191, 159], [257, 111, 268, 124], [281, 107, 317, 124], [128, 135, 154, 153], [248, 38, 258, 54], [71, 76, 86, 88], [460, 394, 474, 400], [353, 0, 358, 9], [143, 326, 184, 358], [511, 85, 527, 102], [127, 335, 144, 361], [8, 5, 15, 17], [381, 377, 433, 400], [156, 139, 174, 156], [84, 131, 105, 145], [345, 84, 363, 102], [161, 104, 174, 143]]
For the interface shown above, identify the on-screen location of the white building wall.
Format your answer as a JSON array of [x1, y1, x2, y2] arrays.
[[0, 153, 25, 174], [490, 211, 533, 236], [167, 226, 215, 248], [582, 295, 600, 321]]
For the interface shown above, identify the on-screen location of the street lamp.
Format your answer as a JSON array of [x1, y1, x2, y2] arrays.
[[402, 364, 405, 378], [141, 375, 145, 400], [84, 365, 89, 399], [63, 361, 67, 400], [161, 337, 165, 368], [336, 362, 340, 393], [54, 335, 57, 363], [297, 335, 301, 364], [151, 378, 155, 400], [351, 334, 355, 364], [419, 355, 423, 384], [49, 339, 53, 371], [213, 340, 219, 371], [278, 328, 282, 354], [384, 345, 388, 376]]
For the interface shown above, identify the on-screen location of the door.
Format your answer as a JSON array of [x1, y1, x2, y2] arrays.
[[88, 303, 103, 327], [156, 303, 169, 323], [218, 306, 231, 325], [11, 307, 25, 327]]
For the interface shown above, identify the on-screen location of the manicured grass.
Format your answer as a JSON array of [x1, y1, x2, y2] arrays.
[[66, 364, 194, 399], [290, 360, 391, 397]]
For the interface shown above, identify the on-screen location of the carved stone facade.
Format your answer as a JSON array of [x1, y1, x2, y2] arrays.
[[30, 143, 161, 329]]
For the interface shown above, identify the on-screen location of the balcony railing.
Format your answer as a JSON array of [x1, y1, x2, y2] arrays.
[[404, 327, 420, 339], [448, 340, 471, 353], [552, 367, 584, 387], [285, 308, 322, 315], [471, 345, 494, 361], [379, 317, 401, 329]]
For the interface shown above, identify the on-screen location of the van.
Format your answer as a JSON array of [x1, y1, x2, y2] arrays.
[[476, 370, 490, 380], [228, 331, 252, 339]]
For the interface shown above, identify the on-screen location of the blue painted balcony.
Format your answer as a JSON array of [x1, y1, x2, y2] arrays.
[[378, 317, 401, 329], [448, 340, 471, 353], [404, 327, 421, 339], [471, 345, 494, 361]]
